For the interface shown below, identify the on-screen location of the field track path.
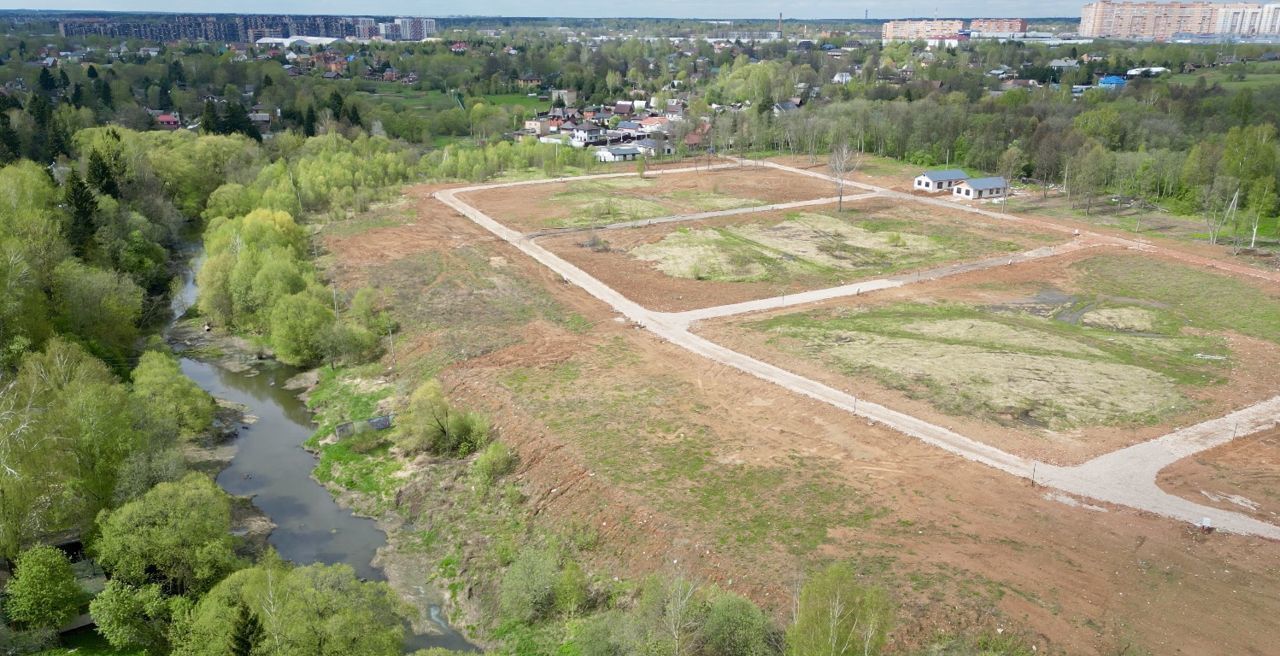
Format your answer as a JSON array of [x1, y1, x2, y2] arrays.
[[434, 158, 1280, 540]]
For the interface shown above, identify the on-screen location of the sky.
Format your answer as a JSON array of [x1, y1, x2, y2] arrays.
[[2, 1, 1090, 20]]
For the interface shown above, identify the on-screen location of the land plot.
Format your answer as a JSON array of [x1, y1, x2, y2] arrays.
[[1158, 427, 1280, 522], [699, 249, 1280, 462], [538, 198, 1063, 312], [459, 166, 834, 232]]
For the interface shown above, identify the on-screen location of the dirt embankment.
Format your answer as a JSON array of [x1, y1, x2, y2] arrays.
[[319, 181, 1280, 656]]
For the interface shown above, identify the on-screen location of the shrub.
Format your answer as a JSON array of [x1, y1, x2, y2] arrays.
[[499, 546, 560, 625], [399, 380, 490, 457], [4, 545, 84, 630], [701, 591, 776, 656], [472, 441, 517, 491]]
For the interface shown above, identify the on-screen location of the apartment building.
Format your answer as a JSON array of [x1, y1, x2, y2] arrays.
[[969, 18, 1029, 33], [881, 19, 965, 41], [1080, 1, 1280, 39]]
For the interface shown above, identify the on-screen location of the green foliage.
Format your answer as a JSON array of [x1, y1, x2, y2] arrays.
[[88, 581, 182, 655], [175, 559, 405, 656], [553, 560, 589, 618], [398, 380, 490, 457], [50, 259, 144, 368], [786, 563, 892, 656], [131, 350, 215, 440], [4, 545, 85, 630], [93, 473, 240, 596], [700, 592, 775, 656], [499, 545, 561, 625], [472, 441, 518, 492], [267, 292, 334, 366]]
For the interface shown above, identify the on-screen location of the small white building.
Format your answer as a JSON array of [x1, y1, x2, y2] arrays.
[[953, 176, 1010, 200], [595, 145, 642, 162], [635, 137, 674, 157], [571, 121, 605, 145], [913, 169, 968, 193]]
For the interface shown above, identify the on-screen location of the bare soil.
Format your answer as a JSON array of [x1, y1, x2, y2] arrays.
[[697, 247, 1280, 464], [459, 167, 835, 232], [319, 179, 1280, 656], [537, 198, 1062, 312], [1158, 427, 1280, 522]]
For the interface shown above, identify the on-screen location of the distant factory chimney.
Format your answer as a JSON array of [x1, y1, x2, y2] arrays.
[[778, 11, 783, 38]]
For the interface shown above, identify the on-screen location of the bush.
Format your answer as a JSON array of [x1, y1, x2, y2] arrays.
[[472, 441, 517, 491], [700, 591, 776, 656], [399, 380, 490, 457], [499, 546, 560, 625], [4, 545, 84, 630]]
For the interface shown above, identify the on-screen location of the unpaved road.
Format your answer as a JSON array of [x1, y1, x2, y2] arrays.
[[434, 158, 1280, 539]]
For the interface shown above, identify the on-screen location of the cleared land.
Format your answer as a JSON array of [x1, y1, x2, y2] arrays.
[[1158, 427, 1280, 522], [539, 198, 1063, 312], [460, 166, 834, 232], [701, 249, 1280, 463], [321, 182, 1280, 656]]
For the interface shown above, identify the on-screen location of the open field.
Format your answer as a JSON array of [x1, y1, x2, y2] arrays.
[[700, 249, 1280, 463], [319, 177, 1280, 655], [539, 198, 1064, 312], [1167, 61, 1280, 90], [1158, 427, 1280, 522], [459, 166, 835, 231]]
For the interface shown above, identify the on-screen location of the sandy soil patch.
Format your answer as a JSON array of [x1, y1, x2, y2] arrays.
[[1158, 427, 1280, 522]]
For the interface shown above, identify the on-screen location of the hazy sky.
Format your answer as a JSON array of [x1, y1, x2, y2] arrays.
[[3, 1, 1089, 19]]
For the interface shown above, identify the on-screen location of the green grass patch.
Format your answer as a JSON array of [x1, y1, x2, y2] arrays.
[[313, 436, 403, 501], [35, 629, 145, 656], [304, 365, 394, 448], [753, 300, 1229, 430], [499, 362, 880, 555], [1075, 254, 1280, 345], [480, 93, 549, 110]]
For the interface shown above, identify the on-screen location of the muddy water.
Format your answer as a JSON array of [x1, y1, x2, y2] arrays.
[[172, 256, 476, 652]]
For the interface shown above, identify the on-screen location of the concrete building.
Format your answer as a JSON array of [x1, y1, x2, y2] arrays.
[[881, 19, 964, 41], [914, 169, 968, 193], [970, 18, 1029, 33], [1080, 1, 1280, 40], [954, 177, 1010, 200]]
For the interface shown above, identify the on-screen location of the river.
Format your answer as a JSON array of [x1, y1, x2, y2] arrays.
[[171, 256, 476, 653]]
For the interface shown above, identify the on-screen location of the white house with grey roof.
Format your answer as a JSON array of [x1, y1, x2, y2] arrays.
[[913, 169, 968, 193], [953, 176, 1009, 200], [595, 145, 642, 162]]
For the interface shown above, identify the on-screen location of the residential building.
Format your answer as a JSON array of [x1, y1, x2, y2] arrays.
[[635, 137, 674, 157], [953, 177, 1010, 200], [969, 18, 1029, 33], [155, 113, 181, 130], [1079, 1, 1280, 40], [881, 19, 965, 41], [571, 121, 605, 145], [595, 145, 641, 162], [394, 17, 436, 40], [914, 169, 968, 193]]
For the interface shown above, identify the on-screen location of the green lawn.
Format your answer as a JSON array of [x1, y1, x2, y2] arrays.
[[1166, 69, 1280, 90], [479, 93, 548, 111]]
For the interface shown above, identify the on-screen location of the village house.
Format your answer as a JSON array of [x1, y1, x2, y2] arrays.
[[571, 121, 606, 146], [595, 145, 641, 162], [154, 113, 181, 130], [616, 120, 643, 137], [953, 176, 1010, 200], [524, 117, 550, 136], [664, 99, 686, 120], [635, 136, 674, 157], [914, 169, 968, 193]]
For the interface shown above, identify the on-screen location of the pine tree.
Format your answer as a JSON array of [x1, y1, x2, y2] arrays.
[[327, 90, 344, 117], [88, 150, 120, 198], [200, 100, 221, 134], [223, 102, 262, 142], [344, 104, 362, 128], [0, 114, 18, 165], [38, 67, 56, 92], [64, 170, 97, 256], [87, 64, 99, 79], [96, 79, 113, 109], [58, 69, 70, 89], [71, 83, 84, 108], [229, 602, 262, 656], [48, 121, 71, 159], [303, 105, 318, 137]]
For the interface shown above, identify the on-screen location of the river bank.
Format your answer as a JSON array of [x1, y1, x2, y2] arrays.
[[167, 256, 479, 652]]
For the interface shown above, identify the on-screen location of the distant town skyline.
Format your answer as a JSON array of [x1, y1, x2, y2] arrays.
[[4, 1, 1092, 20]]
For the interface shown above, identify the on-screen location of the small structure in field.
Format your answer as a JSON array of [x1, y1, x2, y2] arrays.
[[953, 176, 1010, 200], [595, 145, 642, 162], [913, 169, 968, 193]]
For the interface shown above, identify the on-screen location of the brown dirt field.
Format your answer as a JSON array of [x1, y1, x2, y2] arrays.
[[536, 198, 1064, 312], [696, 247, 1280, 465], [458, 166, 835, 232], [324, 183, 1280, 656], [1159, 427, 1280, 522]]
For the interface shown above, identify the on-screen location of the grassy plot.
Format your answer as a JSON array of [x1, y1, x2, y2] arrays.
[[548, 177, 765, 228], [631, 211, 1023, 283], [304, 367, 402, 512], [499, 339, 881, 555], [751, 300, 1230, 430]]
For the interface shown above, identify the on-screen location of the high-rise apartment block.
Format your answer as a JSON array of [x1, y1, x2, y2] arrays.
[[969, 18, 1030, 33], [881, 19, 965, 41], [1080, 1, 1280, 39]]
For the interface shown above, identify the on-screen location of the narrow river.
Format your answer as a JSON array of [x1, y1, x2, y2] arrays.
[[172, 256, 476, 652]]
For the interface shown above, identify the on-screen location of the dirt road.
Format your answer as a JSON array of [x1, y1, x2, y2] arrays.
[[434, 161, 1280, 540]]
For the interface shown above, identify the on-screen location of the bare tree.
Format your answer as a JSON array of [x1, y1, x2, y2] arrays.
[[663, 576, 701, 656], [829, 143, 861, 211]]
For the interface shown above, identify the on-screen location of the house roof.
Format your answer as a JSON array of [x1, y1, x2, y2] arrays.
[[576, 121, 602, 131], [919, 169, 968, 182], [617, 121, 641, 129], [963, 176, 1009, 191], [604, 146, 641, 155]]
